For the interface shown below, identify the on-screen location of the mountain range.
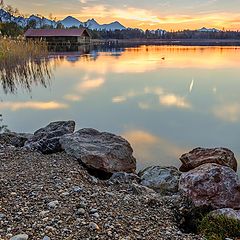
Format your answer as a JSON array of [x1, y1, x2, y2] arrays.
[[0, 9, 126, 31]]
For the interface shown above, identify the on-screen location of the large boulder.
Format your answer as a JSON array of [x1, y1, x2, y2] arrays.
[[210, 208, 240, 221], [179, 163, 240, 209], [24, 121, 75, 154], [60, 128, 136, 173], [179, 147, 237, 172], [0, 132, 32, 147], [139, 166, 181, 194]]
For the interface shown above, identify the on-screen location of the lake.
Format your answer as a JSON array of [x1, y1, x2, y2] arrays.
[[1, 45, 240, 170]]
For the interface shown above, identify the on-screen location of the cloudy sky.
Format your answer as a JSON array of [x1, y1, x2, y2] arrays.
[[5, 0, 240, 30]]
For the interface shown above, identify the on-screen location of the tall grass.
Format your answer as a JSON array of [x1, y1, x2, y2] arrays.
[[0, 38, 52, 94]]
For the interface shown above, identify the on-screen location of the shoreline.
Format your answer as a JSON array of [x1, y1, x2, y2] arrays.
[[91, 38, 240, 47]]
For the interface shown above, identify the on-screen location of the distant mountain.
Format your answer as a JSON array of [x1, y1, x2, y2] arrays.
[[59, 16, 83, 28], [0, 8, 126, 31], [84, 18, 101, 30], [197, 27, 220, 33]]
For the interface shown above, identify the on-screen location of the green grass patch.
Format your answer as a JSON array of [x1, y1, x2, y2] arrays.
[[197, 214, 240, 240]]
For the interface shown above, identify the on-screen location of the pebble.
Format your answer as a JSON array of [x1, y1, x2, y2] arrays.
[[73, 186, 83, 193], [89, 222, 100, 231], [43, 236, 51, 240], [48, 200, 59, 208], [10, 234, 29, 240], [77, 208, 86, 215], [0, 213, 6, 220], [90, 208, 98, 214]]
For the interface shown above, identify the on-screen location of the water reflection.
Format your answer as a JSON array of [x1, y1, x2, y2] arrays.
[[0, 58, 52, 94], [1, 45, 240, 170]]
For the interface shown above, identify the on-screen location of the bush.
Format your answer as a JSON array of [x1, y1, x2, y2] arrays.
[[197, 214, 240, 240]]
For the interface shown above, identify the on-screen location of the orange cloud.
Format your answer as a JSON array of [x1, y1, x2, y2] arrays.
[[0, 101, 68, 111]]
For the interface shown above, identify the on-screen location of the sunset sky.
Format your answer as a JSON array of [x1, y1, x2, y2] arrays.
[[5, 0, 240, 30]]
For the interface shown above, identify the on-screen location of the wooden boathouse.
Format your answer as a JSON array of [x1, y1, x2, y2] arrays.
[[24, 28, 91, 45]]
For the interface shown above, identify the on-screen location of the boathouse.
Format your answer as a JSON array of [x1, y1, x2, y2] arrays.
[[24, 28, 91, 44]]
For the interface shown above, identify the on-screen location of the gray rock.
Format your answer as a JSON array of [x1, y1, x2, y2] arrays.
[[109, 172, 140, 184], [139, 166, 181, 194], [10, 234, 29, 240], [60, 128, 136, 173], [179, 147, 237, 172], [131, 183, 156, 195], [72, 186, 83, 193], [0, 132, 32, 147], [76, 208, 85, 215], [210, 208, 240, 221], [24, 121, 75, 154], [0, 213, 6, 220], [179, 163, 240, 209], [48, 200, 59, 208], [43, 237, 51, 240]]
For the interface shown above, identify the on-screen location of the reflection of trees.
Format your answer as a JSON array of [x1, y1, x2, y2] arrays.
[[0, 57, 53, 94]]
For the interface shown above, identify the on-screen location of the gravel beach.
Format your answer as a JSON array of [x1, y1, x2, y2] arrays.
[[0, 145, 203, 240]]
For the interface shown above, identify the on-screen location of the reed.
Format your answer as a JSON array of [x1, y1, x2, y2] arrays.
[[0, 38, 52, 94], [0, 38, 48, 61]]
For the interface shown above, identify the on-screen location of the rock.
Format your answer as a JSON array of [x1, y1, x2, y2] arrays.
[[89, 222, 100, 231], [10, 234, 29, 240], [210, 208, 240, 221], [48, 200, 59, 208], [0, 213, 6, 220], [0, 132, 32, 147], [179, 163, 240, 209], [109, 172, 140, 184], [60, 128, 136, 173], [72, 186, 83, 193], [131, 183, 156, 195], [43, 237, 51, 240], [139, 166, 181, 194], [76, 208, 85, 215], [179, 147, 237, 172], [24, 121, 75, 154]]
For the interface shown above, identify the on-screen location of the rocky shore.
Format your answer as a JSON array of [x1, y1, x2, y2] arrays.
[[0, 121, 240, 240]]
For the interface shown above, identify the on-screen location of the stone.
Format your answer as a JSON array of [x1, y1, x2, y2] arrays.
[[109, 172, 140, 184], [179, 163, 240, 209], [0, 213, 6, 220], [131, 183, 156, 195], [10, 234, 29, 240], [0, 132, 32, 147], [43, 237, 51, 240], [48, 200, 59, 208], [210, 208, 240, 221], [89, 222, 100, 231], [76, 208, 85, 215], [72, 186, 83, 193], [139, 166, 181, 194], [179, 147, 237, 172], [60, 128, 136, 173], [24, 121, 75, 154]]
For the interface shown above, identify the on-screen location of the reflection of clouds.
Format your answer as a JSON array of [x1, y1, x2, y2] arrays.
[[78, 77, 105, 92], [112, 96, 127, 103], [0, 101, 68, 111], [213, 103, 240, 122], [64, 94, 82, 102], [160, 94, 191, 109], [66, 46, 240, 74], [122, 129, 187, 167], [112, 86, 192, 110]]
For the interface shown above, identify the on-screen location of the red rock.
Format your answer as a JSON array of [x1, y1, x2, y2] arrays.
[[179, 163, 240, 209], [179, 147, 237, 172]]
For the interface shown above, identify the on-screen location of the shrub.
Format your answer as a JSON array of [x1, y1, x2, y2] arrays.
[[197, 214, 240, 240]]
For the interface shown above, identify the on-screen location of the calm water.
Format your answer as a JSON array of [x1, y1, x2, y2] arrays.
[[1, 45, 240, 170]]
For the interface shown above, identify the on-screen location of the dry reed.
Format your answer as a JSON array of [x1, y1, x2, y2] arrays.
[[0, 38, 52, 94]]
